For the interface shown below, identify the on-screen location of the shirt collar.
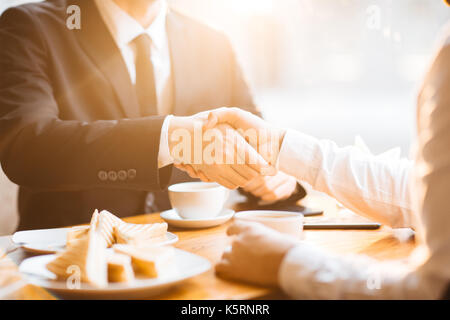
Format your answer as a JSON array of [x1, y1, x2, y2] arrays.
[[96, 0, 168, 52]]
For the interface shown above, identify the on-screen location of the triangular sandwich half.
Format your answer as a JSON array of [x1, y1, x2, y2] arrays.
[[115, 222, 168, 246], [46, 212, 108, 287]]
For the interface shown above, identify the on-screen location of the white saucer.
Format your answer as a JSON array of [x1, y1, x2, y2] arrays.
[[160, 209, 235, 229], [13, 228, 178, 254]]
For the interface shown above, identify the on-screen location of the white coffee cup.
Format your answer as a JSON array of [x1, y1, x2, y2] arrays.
[[168, 182, 230, 219], [234, 210, 303, 238]]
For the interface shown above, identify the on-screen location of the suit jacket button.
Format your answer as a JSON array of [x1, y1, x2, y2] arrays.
[[118, 170, 127, 181], [108, 171, 118, 181], [127, 169, 137, 179], [98, 170, 108, 181]]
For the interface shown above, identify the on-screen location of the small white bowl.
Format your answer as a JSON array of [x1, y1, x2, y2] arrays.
[[234, 210, 303, 238], [168, 182, 230, 219]]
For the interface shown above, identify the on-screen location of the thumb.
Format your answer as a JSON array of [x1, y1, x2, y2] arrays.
[[204, 112, 218, 130], [246, 145, 277, 176], [233, 130, 277, 176]]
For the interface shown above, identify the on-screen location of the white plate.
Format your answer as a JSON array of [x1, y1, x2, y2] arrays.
[[0, 279, 27, 300], [13, 228, 178, 254], [160, 208, 234, 229], [19, 249, 211, 299]]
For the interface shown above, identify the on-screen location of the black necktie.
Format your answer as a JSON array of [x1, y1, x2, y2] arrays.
[[133, 33, 157, 116]]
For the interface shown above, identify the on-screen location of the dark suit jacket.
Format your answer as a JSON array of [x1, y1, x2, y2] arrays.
[[0, 0, 257, 230]]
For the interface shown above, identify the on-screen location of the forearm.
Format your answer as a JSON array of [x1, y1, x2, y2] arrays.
[[277, 130, 415, 228], [278, 243, 445, 299], [1, 116, 170, 191]]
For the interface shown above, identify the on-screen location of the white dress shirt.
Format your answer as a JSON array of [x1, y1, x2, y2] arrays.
[[95, 0, 173, 168], [275, 31, 450, 299]]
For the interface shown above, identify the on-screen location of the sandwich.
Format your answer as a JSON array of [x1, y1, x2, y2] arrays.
[[113, 244, 175, 278], [46, 212, 108, 287]]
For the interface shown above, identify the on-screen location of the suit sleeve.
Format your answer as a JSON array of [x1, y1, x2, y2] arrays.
[[0, 7, 171, 192]]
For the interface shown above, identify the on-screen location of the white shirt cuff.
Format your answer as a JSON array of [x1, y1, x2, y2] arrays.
[[276, 129, 321, 186], [158, 115, 174, 168]]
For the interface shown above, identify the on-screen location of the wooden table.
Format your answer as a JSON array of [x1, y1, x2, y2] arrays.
[[0, 192, 416, 300]]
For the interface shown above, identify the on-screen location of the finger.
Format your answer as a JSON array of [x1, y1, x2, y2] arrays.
[[227, 221, 255, 236], [221, 249, 233, 261], [174, 163, 185, 169], [261, 175, 296, 201], [214, 174, 239, 189], [184, 165, 213, 183], [204, 112, 219, 130], [210, 107, 252, 129], [209, 108, 282, 168], [180, 164, 199, 179], [252, 175, 285, 197], [185, 165, 198, 178], [242, 175, 266, 192], [190, 165, 213, 182], [197, 170, 212, 182], [232, 131, 276, 177], [208, 107, 236, 126], [226, 165, 250, 187], [190, 166, 214, 182], [230, 164, 260, 183], [175, 163, 191, 174], [215, 258, 233, 276], [261, 183, 293, 202]]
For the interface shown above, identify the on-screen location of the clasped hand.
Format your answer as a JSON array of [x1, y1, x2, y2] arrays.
[[168, 108, 295, 195]]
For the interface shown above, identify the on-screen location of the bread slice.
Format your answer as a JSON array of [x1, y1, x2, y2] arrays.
[[66, 210, 124, 248], [97, 210, 124, 247], [107, 253, 134, 283], [46, 212, 108, 287], [89, 208, 100, 226], [115, 222, 168, 246], [113, 245, 175, 278], [66, 226, 89, 247]]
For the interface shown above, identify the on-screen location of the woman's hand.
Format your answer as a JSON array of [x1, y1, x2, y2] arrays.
[[215, 221, 298, 287]]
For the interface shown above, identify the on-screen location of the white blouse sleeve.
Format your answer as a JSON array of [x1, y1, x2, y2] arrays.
[[277, 130, 415, 229], [276, 34, 450, 300], [278, 242, 444, 299]]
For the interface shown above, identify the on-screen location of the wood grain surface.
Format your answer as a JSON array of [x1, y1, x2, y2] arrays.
[[0, 193, 416, 300]]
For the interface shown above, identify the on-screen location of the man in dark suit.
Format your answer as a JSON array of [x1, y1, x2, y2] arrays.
[[0, 0, 299, 230]]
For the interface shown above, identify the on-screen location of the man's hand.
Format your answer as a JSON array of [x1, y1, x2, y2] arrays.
[[206, 107, 286, 166], [203, 107, 296, 199], [215, 221, 298, 287], [243, 171, 298, 203], [168, 113, 275, 189], [178, 155, 298, 201]]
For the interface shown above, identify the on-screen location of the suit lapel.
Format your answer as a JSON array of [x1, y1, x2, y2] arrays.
[[73, 0, 140, 118]]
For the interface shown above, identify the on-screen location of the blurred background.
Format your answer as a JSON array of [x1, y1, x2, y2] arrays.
[[0, 0, 449, 234], [171, 0, 449, 154]]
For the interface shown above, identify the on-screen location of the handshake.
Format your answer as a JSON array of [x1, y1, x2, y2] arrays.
[[167, 108, 295, 200]]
